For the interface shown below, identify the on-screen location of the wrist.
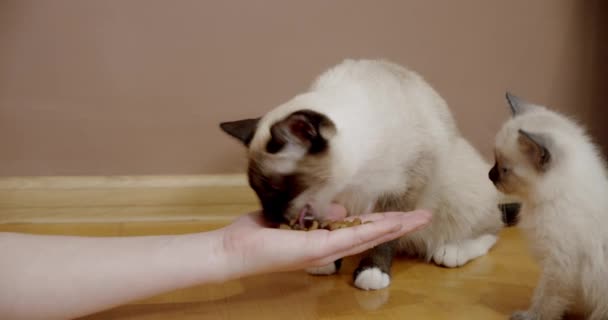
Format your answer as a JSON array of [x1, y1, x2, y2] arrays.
[[163, 229, 234, 286], [194, 227, 243, 284]]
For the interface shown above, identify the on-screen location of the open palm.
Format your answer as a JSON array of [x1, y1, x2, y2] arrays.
[[220, 207, 432, 278]]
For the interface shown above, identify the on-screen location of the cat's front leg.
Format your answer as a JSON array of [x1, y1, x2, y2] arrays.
[[432, 234, 497, 268], [352, 240, 397, 290], [511, 270, 571, 320]]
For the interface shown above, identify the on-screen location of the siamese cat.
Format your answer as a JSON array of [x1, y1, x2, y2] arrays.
[[220, 59, 517, 290], [490, 93, 608, 320]]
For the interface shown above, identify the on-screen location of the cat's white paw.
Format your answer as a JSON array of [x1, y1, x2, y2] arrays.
[[306, 263, 337, 275], [510, 310, 536, 320], [354, 267, 390, 290], [433, 243, 465, 268], [433, 234, 497, 268], [474, 234, 498, 253]]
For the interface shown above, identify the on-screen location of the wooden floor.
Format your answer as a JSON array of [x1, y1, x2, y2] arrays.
[[0, 175, 587, 319], [0, 218, 560, 320]]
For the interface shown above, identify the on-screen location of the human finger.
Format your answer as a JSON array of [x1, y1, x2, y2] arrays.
[[323, 203, 348, 221], [303, 210, 432, 261], [311, 212, 431, 265]]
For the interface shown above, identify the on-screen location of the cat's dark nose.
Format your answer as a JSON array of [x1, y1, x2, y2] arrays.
[[489, 163, 499, 184]]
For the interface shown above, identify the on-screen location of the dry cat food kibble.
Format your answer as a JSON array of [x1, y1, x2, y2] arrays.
[[279, 216, 369, 231], [278, 204, 371, 231]]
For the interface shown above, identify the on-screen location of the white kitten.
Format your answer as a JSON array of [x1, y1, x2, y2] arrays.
[[490, 93, 608, 320], [220, 59, 517, 290]]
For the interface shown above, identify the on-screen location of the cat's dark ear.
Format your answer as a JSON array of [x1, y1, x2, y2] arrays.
[[267, 110, 336, 154], [219, 118, 260, 146], [518, 129, 551, 171], [506, 92, 534, 117]]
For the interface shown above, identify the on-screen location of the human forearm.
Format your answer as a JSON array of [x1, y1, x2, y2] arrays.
[[0, 230, 227, 320], [0, 209, 431, 319]]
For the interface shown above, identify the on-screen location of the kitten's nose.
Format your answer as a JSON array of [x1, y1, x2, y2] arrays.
[[489, 164, 499, 184]]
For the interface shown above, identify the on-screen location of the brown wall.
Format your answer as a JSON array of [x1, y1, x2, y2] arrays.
[[0, 0, 605, 176]]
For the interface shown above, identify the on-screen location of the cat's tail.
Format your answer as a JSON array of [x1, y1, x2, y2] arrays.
[[498, 202, 521, 227]]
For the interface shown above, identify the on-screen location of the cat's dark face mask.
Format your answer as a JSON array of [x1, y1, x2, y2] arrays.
[[220, 110, 336, 223]]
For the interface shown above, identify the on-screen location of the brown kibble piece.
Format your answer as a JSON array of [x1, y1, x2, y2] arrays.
[[327, 222, 341, 231], [278, 215, 369, 231], [289, 218, 298, 227]]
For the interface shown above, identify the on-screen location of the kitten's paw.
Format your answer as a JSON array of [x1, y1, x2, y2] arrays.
[[353, 267, 390, 290], [306, 259, 341, 275], [510, 310, 536, 320], [432, 234, 498, 268]]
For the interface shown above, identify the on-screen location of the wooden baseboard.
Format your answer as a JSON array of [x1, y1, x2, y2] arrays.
[[0, 174, 259, 224]]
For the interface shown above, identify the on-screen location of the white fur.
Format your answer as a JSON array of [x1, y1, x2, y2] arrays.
[[265, 144, 307, 174], [249, 59, 505, 283], [354, 268, 391, 290], [399, 136, 504, 262], [432, 234, 497, 268], [495, 102, 608, 319]]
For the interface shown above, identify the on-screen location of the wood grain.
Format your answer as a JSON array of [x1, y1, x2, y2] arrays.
[[0, 175, 257, 223]]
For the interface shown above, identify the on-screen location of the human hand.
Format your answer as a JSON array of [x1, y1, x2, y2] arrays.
[[218, 205, 432, 279], [0, 206, 430, 319]]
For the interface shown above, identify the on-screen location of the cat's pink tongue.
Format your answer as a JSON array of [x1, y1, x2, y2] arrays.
[[324, 203, 348, 221]]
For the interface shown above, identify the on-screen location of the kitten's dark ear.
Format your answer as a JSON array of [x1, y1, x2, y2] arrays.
[[219, 118, 260, 146], [506, 92, 534, 117], [268, 110, 336, 154], [518, 129, 551, 171]]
